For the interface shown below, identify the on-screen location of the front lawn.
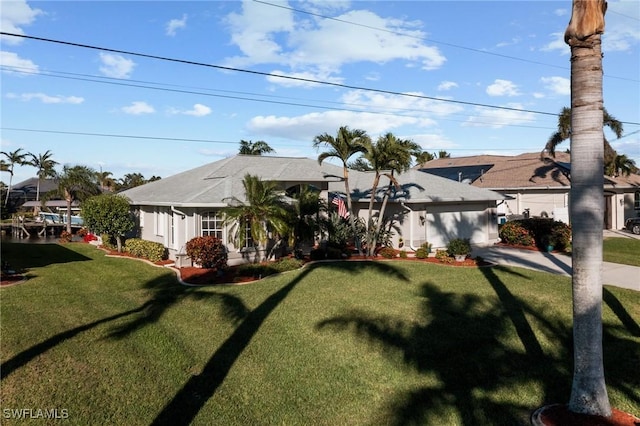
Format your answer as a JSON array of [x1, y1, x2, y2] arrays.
[[1, 242, 638, 425], [604, 237, 640, 267]]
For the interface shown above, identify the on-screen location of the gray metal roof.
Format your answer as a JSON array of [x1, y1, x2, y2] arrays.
[[121, 155, 505, 207], [121, 155, 345, 207]]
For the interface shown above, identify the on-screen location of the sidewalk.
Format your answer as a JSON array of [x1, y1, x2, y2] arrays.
[[471, 244, 640, 292]]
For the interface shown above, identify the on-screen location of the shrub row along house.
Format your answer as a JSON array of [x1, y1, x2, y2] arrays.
[[120, 155, 505, 266]]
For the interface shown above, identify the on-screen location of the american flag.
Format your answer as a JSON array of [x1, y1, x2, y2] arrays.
[[332, 195, 349, 219]]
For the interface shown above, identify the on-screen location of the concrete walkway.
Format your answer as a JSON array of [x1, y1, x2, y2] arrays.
[[472, 230, 639, 291]]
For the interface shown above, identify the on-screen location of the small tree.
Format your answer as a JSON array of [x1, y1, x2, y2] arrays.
[[82, 194, 134, 252]]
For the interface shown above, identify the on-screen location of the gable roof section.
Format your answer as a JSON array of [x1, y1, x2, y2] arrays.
[[335, 168, 505, 203], [121, 155, 346, 207], [419, 153, 573, 189]]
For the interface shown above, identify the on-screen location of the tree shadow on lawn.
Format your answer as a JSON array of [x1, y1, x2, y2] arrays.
[[316, 266, 640, 425], [0, 274, 248, 380], [0, 242, 91, 273], [150, 261, 409, 426]]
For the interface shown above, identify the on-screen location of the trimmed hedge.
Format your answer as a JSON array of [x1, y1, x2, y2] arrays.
[[186, 236, 228, 269], [124, 238, 167, 262]]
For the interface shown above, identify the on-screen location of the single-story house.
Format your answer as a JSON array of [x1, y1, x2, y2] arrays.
[[120, 155, 506, 265], [417, 152, 640, 229]]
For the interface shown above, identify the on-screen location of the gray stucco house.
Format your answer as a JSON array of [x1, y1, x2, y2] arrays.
[[120, 155, 506, 265]]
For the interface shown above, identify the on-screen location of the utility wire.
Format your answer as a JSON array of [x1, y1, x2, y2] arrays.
[[253, 0, 640, 84], [0, 31, 562, 118]]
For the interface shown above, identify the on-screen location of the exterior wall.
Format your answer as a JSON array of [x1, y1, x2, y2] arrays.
[[500, 189, 569, 220], [354, 201, 498, 251]]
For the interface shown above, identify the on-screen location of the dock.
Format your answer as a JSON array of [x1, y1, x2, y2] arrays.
[[1, 217, 82, 238]]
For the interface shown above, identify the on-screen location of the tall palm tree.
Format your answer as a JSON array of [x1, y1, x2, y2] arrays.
[[28, 150, 58, 210], [238, 140, 275, 155], [364, 134, 421, 256], [118, 173, 146, 190], [605, 154, 637, 177], [95, 170, 115, 192], [565, 0, 611, 418], [288, 184, 326, 253], [543, 106, 623, 172], [222, 174, 292, 261], [1, 148, 28, 207], [313, 126, 370, 255], [45, 165, 101, 234]]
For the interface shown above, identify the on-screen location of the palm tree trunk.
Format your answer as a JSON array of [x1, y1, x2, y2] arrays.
[[566, 3, 611, 416], [343, 168, 362, 255], [4, 173, 13, 207]]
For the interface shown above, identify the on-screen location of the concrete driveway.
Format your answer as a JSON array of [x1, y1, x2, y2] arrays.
[[472, 233, 639, 292]]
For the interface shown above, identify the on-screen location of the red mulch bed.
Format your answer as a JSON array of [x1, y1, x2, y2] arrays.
[[0, 273, 26, 287], [532, 404, 640, 426]]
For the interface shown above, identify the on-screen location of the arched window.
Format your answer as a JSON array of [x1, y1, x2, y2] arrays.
[[201, 211, 223, 239]]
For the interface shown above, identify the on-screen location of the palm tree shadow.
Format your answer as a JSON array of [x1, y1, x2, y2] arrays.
[[317, 281, 543, 425], [151, 260, 408, 425], [106, 278, 249, 339]]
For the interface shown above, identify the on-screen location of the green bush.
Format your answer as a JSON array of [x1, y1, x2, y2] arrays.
[[186, 236, 228, 269], [124, 238, 166, 262], [414, 242, 432, 259], [101, 233, 116, 250], [499, 218, 571, 250], [378, 247, 397, 258], [398, 250, 408, 259], [236, 257, 305, 278], [447, 238, 471, 256], [435, 249, 453, 263], [499, 222, 536, 247]]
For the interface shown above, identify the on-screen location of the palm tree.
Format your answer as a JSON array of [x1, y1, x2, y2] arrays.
[[565, 0, 611, 418], [543, 106, 623, 173], [313, 126, 370, 255], [605, 154, 637, 177], [118, 173, 146, 190], [288, 184, 327, 253], [96, 170, 115, 192], [28, 150, 58, 211], [222, 174, 292, 261], [238, 140, 275, 155], [361, 133, 421, 256], [1, 148, 29, 207], [45, 165, 101, 234]]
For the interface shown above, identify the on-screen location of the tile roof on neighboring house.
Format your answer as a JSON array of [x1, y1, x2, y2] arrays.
[[121, 155, 506, 207], [418, 152, 640, 190]]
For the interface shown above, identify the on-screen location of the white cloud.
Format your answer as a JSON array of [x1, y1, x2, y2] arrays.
[[437, 81, 458, 91], [168, 103, 212, 117], [0, 51, 39, 74], [540, 32, 569, 54], [464, 104, 536, 129], [224, 1, 446, 78], [99, 53, 136, 78], [6, 92, 84, 104], [540, 76, 570, 96], [166, 14, 187, 36], [122, 101, 155, 115], [554, 8, 569, 17], [0, 0, 43, 46], [486, 79, 521, 97], [340, 90, 463, 120]]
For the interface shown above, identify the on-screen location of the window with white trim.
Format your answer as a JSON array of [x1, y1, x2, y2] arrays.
[[201, 211, 223, 239], [634, 191, 640, 210]]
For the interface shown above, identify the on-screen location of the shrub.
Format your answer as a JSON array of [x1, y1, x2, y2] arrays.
[[83, 233, 98, 243], [236, 257, 304, 278], [378, 247, 397, 259], [499, 221, 535, 247], [435, 249, 453, 263], [59, 230, 72, 243], [447, 238, 471, 256], [125, 238, 167, 263], [101, 233, 116, 250], [398, 250, 408, 259], [186, 236, 228, 269], [77, 228, 88, 237], [414, 242, 432, 259]]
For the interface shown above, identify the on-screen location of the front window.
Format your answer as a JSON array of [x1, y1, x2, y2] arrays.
[[244, 220, 254, 249], [201, 211, 224, 239], [635, 191, 640, 210]]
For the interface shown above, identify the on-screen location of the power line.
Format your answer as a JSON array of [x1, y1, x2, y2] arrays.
[[253, 0, 640, 84], [0, 31, 563, 118], [0, 64, 559, 130]]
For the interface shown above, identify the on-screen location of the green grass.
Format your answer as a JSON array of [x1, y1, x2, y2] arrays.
[[1, 242, 639, 425], [604, 237, 640, 266]]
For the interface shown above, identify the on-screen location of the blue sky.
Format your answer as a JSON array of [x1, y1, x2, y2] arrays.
[[2, 0, 639, 185]]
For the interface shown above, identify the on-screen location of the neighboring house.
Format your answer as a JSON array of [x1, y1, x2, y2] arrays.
[[6, 177, 59, 208], [120, 155, 506, 265], [417, 152, 640, 229]]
